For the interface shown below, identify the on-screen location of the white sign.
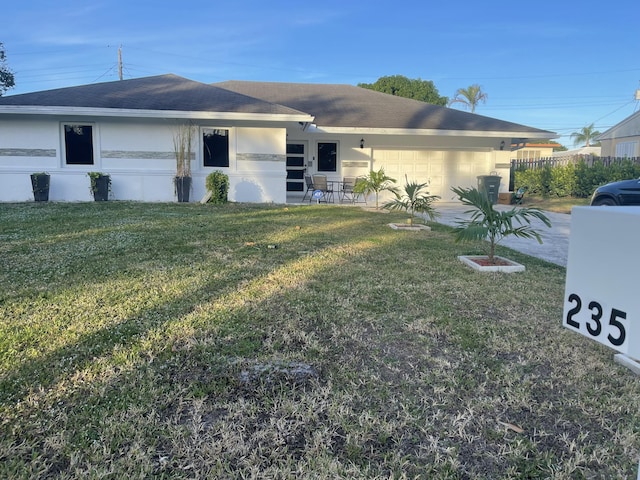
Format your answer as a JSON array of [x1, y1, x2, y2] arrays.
[[562, 207, 640, 358]]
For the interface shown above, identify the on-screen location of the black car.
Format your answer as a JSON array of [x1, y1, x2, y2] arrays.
[[590, 178, 640, 206]]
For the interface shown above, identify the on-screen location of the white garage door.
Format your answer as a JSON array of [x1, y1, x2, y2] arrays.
[[371, 149, 493, 202]]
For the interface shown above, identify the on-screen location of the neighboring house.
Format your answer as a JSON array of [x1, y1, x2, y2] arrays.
[[0, 74, 555, 203], [596, 110, 640, 158], [510, 143, 558, 161], [552, 146, 601, 159]]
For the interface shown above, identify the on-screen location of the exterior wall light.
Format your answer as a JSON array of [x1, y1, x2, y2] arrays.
[[360, 138, 365, 149], [500, 140, 505, 151]]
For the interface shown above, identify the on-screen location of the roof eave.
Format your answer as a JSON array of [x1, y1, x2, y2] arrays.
[[312, 125, 557, 139], [0, 105, 314, 123]]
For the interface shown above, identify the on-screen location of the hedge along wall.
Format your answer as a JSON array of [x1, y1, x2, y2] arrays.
[[514, 158, 640, 198]]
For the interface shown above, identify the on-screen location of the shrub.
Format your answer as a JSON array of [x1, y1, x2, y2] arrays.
[[206, 171, 229, 204], [515, 160, 640, 199], [550, 163, 576, 197], [514, 168, 542, 194]]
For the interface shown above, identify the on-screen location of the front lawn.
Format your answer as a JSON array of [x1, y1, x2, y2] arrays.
[[519, 195, 591, 214], [0, 202, 638, 479]]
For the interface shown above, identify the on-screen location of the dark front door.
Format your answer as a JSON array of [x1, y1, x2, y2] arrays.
[[286, 143, 307, 192]]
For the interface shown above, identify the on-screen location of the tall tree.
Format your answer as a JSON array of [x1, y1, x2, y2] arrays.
[[448, 84, 487, 113], [537, 140, 568, 152], [0, 43, 15, 96], [358, 75, 448, 106], [570, 123, 601, 147]]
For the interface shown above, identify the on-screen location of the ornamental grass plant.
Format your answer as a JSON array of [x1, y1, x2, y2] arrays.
[[0, 202, 638, 479]]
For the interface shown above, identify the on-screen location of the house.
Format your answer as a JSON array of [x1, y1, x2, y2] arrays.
[[552, 146, 601, 159], [0, 74, 556, 203], [509, 143, 558, 161], [596, 110, 640, 158]]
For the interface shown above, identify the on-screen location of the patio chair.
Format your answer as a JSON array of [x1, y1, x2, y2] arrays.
[[302, 175, 314, 202], [340, 177, 356, 203], [311, 174, 334, 203], [352, 176, 367, 204]]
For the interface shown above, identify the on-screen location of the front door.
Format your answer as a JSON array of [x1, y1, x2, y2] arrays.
[[286, 142, 307, 192]]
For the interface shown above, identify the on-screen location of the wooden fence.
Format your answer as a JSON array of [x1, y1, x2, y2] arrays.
[[511, 156, 640, 171]]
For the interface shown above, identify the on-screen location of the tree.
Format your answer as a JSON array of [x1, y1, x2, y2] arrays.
[[451, 186, 551, 264], [382, 176, 439, 224], [353, 168, 399, 210], [0, 43, 15, 96], [448, 84, 487, 113], [358, 75, 448, 106], [539, 140, 568, 152], [570, 123, 601, 147]]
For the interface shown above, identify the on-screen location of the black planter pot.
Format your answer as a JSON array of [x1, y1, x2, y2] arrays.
[[92, 175, 110, 201], [175, 176, 192, 202], [30, 173, 50, 202]]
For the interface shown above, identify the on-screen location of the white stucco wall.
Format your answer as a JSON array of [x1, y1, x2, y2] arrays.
[[0, 117, 288, 203], [287, 132, 512, 203], [0, 114, 514, 204]]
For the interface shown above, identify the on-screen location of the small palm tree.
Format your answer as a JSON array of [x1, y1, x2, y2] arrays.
[[448, 84, 487, 113], [451, 186, 551, 264], [353, 168, 398, 209], [570, 123, 601, 147], [383, 176, 439, 224]]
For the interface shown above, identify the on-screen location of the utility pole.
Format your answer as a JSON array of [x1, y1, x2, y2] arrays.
[[118, 45, 123, 81]]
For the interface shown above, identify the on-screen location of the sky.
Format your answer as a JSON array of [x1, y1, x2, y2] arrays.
[[2, 0, 639, 147]]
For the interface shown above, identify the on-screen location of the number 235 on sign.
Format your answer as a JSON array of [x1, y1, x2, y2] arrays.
[[563, 292, 631, 353]]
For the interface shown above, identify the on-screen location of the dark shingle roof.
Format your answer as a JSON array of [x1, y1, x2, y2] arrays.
[[0, 74, 307, 116], [0, 74, 555, 137], [215, 80, 554, 135]]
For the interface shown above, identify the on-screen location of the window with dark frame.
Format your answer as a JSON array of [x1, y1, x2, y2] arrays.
[[203, 129, 230, 167], [317, 142, 337, 172], [64, 124, 94, 165]]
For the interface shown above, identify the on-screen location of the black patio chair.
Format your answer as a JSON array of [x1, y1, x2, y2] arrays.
[[311, 174, 334, 203], [302, 175, 314, 202], [340, 177, 356, 203]]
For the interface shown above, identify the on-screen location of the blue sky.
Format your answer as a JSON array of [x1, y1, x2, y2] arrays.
[[2, 0, 639, 147]]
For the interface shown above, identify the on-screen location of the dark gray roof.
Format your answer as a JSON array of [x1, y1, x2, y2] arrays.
[[0, 74, 307, 116], [215, 80, 554, 135]]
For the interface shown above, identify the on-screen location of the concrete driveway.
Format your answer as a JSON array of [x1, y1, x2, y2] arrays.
[[432, 203, 571, 267]]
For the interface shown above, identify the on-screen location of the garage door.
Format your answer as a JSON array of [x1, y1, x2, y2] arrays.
[[371, 149, 493, 203]]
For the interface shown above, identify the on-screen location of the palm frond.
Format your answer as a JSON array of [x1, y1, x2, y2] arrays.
[[451, 186, 551, 263]]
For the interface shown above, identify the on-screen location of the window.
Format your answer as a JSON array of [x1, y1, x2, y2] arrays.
[[203, 129, 229, 167], [64, 124, 94, 165], [615, 142, 638, 158], [516, 149, 541, 161], [318, 142, 337, 172]]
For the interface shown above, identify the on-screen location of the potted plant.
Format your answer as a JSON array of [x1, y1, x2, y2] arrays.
[[30, 172, 50, 202], [205, 170, 229, 204], [353, 167, 398, 210], [451, 186, 551, 272], [383, 175, 439, 229], [87, 172, 111, 201], [173, 124, 195, 202]]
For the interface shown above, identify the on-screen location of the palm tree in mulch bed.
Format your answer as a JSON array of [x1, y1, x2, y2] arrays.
[[451, 186, 551, 265]]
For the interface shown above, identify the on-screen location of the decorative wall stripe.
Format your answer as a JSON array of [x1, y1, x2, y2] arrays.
[[342, 161, 370, 168], [101, 150, 181, 160], [0, 148, 56, 157], [237, 153, 285, 163]]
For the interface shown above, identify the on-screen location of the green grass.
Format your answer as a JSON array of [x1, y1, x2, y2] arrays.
[[520, 195, 591, 214], [0, 202, 638, 479]]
